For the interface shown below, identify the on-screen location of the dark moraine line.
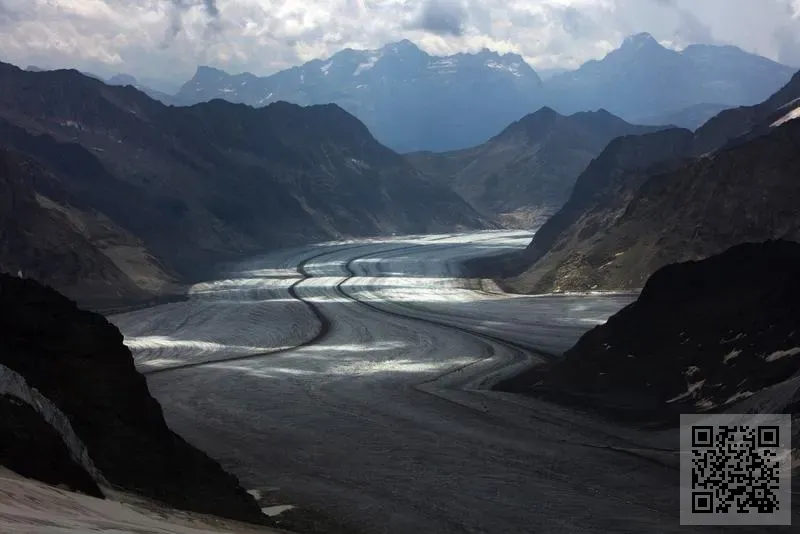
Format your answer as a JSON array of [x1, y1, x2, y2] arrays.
[[140, 245, 351, 377], [334, 247, 553, 391]]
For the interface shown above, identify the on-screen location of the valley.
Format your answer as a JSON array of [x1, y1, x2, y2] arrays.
[[112, 230, 800, 534], [1, 14, 799, 532]]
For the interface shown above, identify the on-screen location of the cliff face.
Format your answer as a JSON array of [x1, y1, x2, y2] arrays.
[[0, 393, 103, 498], [0, 273, 266, 524], [498, 241, 800, 423]]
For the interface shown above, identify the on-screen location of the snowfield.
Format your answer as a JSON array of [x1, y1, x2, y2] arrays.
[[0, 468, 284, 534]]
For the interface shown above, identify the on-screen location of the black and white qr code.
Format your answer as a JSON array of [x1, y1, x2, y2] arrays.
[[680, 414, 791, 525]]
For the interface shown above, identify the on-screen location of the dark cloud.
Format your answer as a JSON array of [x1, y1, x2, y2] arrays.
[[163, 0, 220, 45], [412, 0, 468, 37], [558, 6, 598, 36], [169, 0, 219, 17]]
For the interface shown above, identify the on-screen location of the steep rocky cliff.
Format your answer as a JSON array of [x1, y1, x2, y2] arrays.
[[0, 273, 266, 524]]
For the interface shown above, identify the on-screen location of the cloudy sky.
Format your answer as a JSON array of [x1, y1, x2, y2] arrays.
[[1, 0, 798, 89]]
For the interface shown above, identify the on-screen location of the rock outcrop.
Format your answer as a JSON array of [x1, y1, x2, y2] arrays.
[[498, 241, 800, 424], [0, 273, 266, 524]]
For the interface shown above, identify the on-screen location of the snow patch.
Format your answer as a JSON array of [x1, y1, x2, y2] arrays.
[[721, 332, 746, 343], [429, 58, 457, 70], [0, 469, 284, 534], [771, 105, 800, 127], [262, 505, 295, 517], [723, 349, 742, 363], [666, 379, 706, 403], [725, 391, 754, 404], [486, 60, 522, 77], [257, 92, 274, 105], [320, 61, 333, 75], [354, 54, 381, 76], [59, 120, 83, 130], [765, 347, 800, 362], [695, 398, 715, 410]]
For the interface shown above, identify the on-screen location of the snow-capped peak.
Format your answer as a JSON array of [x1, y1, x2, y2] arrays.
[[621, 32, 660, 51]]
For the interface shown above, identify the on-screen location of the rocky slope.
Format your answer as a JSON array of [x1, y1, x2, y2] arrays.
[[0, 394, 103, 498], [497, 241, 800, 424], [0, 61, 487, 304], [0, 272, 266, 524], [406, 107, 663, 222], [174, 40, 543, 153], [693, 69, 800, 154], [506, 70, 800, 293], [0, 147, 176, 307]]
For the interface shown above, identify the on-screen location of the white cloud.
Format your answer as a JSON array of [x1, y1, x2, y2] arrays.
[[0, 0, 797, 87]]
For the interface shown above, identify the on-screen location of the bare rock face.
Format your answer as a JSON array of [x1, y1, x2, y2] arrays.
[[497, 241, 800, 424], [0, 394, 103, 498], [0, 273, 267, 524]]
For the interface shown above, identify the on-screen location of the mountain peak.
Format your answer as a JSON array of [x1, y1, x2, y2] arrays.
[[621, 32, 661, 50], [108, 74, 138, 86], [193, 65, 230, 81], [383, 39, 422, 54]]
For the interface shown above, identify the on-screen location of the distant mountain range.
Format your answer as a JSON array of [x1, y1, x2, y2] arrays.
[[543, 33, 794, 123], [0, 61, 487, 306], [139, 34, 795, 152], [406, 107, 663, 222], [173, 40, 543, 153]]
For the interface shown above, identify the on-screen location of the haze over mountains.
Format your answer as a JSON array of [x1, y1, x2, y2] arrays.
[[133, 34, 797, 153], [542, 33, 794, 123], [174, 40, 543, 153], [406, 107, 663, 223]]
